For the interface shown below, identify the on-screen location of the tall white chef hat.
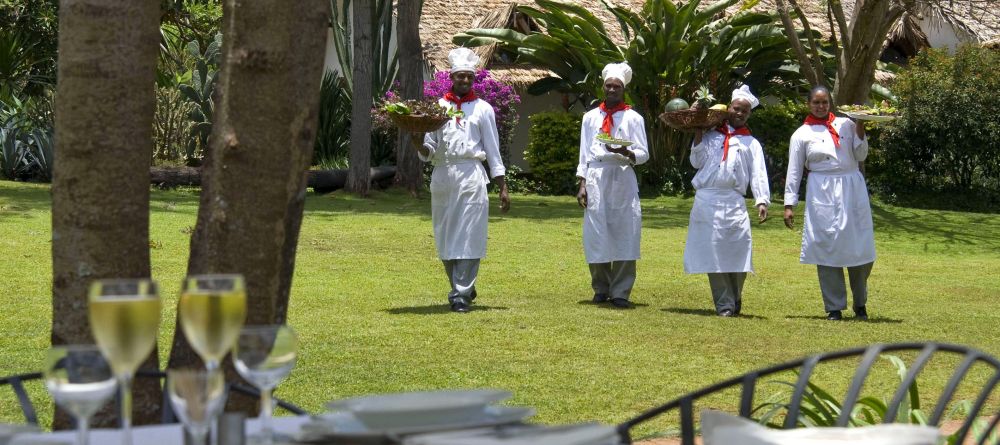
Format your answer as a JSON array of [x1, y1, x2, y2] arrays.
[[602, 62, 632, 87], [448, 47, 480, 74], [731, 84, 759, 109]]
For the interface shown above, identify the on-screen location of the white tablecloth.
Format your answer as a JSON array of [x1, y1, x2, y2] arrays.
[[11, 415, 311, 444]]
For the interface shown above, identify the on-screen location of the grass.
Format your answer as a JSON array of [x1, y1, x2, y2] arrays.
[[1, 180, 999, 439]]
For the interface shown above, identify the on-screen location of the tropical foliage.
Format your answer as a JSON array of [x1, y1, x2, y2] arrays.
[[871, 45, 1000, 205], [753, 355, 998, 445], [455, 0, 797, 189]]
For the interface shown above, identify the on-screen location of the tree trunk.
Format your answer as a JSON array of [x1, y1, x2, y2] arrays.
[[52, 0, 161, 428], [834, 0, 905, 104], [347, 0, 373, 195], [166, 0, 330, 412], [393, 0, 425, 196]]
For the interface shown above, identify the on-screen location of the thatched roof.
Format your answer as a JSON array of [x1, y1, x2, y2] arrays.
[[419, 0, 645, 85], [419, 0, 1000, 86]]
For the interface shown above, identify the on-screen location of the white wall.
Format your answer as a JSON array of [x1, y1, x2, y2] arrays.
[[919, 14, 972, 52]]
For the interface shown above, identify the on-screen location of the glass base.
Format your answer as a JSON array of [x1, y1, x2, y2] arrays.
[[245, 432, 294, 445]]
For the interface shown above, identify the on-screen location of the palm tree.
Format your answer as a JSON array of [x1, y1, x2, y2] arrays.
[[347, 0, 374, 195], [394, 0, 425, 195]]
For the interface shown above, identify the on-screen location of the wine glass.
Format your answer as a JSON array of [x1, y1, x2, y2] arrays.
[[233, 325, 298, 445], [88, 278, 160, 445], [167, 369, 227, 445], [179, 274, 248, 372], [44, 345, 118, 445]]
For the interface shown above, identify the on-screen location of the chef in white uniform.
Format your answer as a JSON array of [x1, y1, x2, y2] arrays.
[[784, 85, 874, 321], [684, 85, 770, 317], [575, 62, 649, 309], [408, 47, 510, 313]]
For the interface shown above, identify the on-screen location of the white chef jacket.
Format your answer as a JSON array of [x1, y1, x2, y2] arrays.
[[785, 117, 876, 267], [576, 107, 649, 264], [684, 125, 770, 273], [421, 97, 505, 260]]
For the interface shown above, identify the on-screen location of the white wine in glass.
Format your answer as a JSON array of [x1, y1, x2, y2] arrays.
[[44, 345, 118, 445], [233, 325, 298, 445], [88, 278, 160, 445], [179, 274, 248, 371]]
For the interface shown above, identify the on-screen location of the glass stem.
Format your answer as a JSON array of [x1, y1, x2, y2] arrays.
[[260, 389, 274, 444], [76, 416, 90, 445], [120, 373, 133, 445]]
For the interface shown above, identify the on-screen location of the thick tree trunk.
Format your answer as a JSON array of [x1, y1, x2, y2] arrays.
[[347, 0, 373, 195], [166, 0, 330, 412], [834, 0, 905, 104], [393, 0, 425, 195], [52, 0, 161, 427]]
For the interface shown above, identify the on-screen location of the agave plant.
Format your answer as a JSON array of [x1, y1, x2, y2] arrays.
[[178, 33, 221, 166]]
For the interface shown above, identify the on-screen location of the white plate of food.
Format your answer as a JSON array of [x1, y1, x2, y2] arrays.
[[841, 111, 897, 122]]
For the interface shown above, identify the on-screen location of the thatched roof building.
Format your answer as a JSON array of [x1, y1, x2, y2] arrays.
[[417, 0, 1000, 86]]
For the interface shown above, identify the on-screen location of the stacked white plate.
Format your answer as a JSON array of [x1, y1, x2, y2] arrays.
[[297, 389, 534, 443], [403, 423, 620, 445]]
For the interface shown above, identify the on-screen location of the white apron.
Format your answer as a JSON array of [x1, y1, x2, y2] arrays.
[[684, 189, 753, 273], [583, 159, 641, 264], [801, 170, 876, 267], [429, 119, 490, 260]]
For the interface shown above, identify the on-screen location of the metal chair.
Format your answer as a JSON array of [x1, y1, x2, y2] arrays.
[[1, 369, 306, 426], [617, 342, 1000, 445]]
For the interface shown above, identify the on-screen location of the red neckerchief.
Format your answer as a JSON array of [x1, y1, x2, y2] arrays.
[[599, 101, 630, 137], [804, 112, 840, 149], [443, 90, 477, 123], [717, 123, 752, 162]]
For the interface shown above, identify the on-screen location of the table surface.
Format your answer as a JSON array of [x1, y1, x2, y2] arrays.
[[11, 415, 311, 444]]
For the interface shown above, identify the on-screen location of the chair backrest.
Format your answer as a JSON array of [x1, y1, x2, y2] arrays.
[[1, 369, 306, 426], [617, 342, 1000, 445]]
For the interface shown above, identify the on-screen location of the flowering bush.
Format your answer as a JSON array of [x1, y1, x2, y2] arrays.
[[423, 70, 521, 166]]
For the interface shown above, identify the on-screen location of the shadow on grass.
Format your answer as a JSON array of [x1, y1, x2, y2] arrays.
[[871, 202, 1000, 252], [661, 307, 768, 320], [382, 304, 510, 315], [574, 300, 651, 310], [784, 314, 903, 323]]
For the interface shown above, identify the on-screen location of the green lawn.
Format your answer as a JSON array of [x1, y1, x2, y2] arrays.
[[1, 180, 999, 438]]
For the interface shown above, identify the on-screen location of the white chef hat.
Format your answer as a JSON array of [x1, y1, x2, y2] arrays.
[[731, 84, 759, 109], [602, 62, 632, 87], [448, 47, 480, 74]]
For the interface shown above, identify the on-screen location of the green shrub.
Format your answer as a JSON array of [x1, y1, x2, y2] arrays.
[[748, 100, 807, 196], [871, 45, 1000, 207], [523, 111, 582, 195]]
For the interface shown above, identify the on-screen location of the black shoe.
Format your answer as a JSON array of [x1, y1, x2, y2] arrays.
[[854, 306, 868, 321], [610, 298, 631, 309], [592, 293, 609, 303], [718, 309, 734, 317], [450, 298, 470, 313], [734, 299, 743, 316], [469, 289, 477, 302], [826, 310, 843, 320]]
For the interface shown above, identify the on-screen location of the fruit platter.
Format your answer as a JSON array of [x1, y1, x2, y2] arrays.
[[837, 102, 898, 123], [658, 87, 728, 131], [596, 133, 633, 147], [379, 100, 458, 132]]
